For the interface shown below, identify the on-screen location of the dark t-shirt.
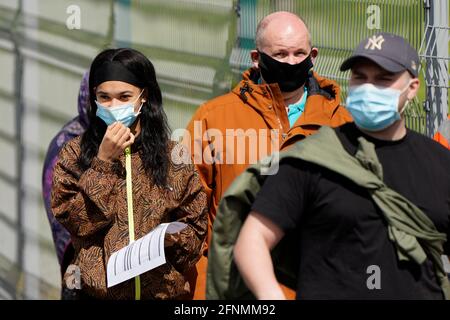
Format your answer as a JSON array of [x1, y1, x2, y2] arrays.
[[252, 123, 450, 299]]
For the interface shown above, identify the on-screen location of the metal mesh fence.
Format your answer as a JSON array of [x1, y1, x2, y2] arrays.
[[419, 0, 449, 135]]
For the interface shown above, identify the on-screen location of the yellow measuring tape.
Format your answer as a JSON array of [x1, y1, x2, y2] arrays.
[[125, 146, 141, 300]]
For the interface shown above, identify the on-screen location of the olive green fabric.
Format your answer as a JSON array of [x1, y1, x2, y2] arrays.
[[206, 126, 449, 300]]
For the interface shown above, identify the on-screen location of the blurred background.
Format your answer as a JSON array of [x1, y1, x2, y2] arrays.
[[0, 0, 448, 299]]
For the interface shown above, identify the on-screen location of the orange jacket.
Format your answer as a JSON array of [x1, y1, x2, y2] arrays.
[[185, 68, 353, 299], [433, 115, 450, 149], [186, 68, 352, 243]]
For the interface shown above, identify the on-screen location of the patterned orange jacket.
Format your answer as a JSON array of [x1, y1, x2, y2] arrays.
[[52, 137, 208, 299]]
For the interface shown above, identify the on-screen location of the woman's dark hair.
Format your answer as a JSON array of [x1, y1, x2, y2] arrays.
[[80, 48, 171, 187]]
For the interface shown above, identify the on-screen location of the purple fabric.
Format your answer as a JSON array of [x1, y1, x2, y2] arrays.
[[42, 71, 89, 271]]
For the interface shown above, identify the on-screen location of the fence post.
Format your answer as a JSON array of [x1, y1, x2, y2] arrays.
[[423, 0, 449, 136], [11, 0, 25, 300]]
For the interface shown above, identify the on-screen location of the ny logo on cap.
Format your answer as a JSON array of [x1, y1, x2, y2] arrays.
[[365, 35, 385, 50]]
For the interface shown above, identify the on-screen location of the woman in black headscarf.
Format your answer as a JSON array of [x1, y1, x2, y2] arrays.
[[51, 48, 207, 300]]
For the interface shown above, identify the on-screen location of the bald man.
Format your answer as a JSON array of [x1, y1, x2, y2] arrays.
[[184, 11, 352, 299]]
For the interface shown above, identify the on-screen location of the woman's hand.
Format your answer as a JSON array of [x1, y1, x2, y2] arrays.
[[97, 122, 135, 162]]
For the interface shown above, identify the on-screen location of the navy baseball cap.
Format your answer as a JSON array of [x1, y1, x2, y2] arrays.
[[340, 32, 420, 77]]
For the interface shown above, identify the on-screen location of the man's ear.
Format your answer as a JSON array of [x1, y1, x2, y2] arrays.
[[250, 50, 259, 69], [406, 78, 420, 101], [310, 47, 319, 64]]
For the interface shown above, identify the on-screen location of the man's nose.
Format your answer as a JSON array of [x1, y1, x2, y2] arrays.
[[286, 55, 303, 65]]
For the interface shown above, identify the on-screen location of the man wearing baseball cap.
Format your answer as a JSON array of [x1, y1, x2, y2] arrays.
[[340, 32, 420, 134], [233, 33, 450, 299]]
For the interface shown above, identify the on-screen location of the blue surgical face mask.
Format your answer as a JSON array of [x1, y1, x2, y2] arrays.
[[95, 90, 144, 127], [345, 82, 410, 132]]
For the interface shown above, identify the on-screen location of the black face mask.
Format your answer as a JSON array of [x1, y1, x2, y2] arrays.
[[258, 50, 313, 92]]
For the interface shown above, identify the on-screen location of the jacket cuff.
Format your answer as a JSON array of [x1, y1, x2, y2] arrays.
[[90, 156, 117, 174]]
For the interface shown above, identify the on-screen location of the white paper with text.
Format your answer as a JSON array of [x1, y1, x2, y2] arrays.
[[106, 222, 187, 288]]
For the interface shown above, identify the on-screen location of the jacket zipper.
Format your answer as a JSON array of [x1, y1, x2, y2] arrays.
[[266, 85, 287, 144]]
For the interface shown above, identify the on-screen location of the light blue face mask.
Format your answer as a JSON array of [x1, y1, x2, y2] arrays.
[[346, 82, 410, 132], [95, 90, 144, 127]]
